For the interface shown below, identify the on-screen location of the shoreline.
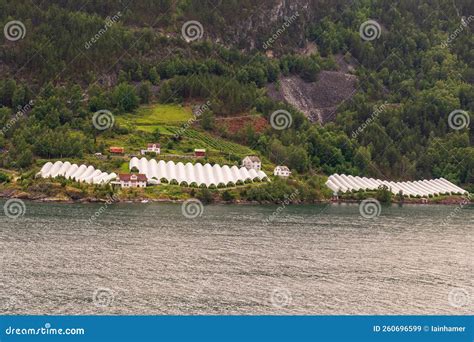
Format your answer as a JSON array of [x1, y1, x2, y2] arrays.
[[0, 191, 472, 206]]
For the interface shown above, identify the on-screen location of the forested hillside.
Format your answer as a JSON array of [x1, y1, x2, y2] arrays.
[[0, 0, 472, 192]]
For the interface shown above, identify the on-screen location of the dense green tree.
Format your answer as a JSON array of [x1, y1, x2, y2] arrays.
[[200, 110, 215, 131], [138, 81, 152, 104], [112, 83, 139, 112]]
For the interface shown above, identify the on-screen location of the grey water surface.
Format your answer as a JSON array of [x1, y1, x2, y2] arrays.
[[0, 201, 472, 315]]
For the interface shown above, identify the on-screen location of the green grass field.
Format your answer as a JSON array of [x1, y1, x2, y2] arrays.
[[134, 125, 175, 134], [117, 104, 193, 132]]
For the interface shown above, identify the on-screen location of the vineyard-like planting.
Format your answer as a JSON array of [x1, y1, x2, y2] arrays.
[[166, 127, 254, 156]]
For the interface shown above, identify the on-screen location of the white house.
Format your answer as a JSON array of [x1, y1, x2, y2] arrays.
[[117, 174, 147, 188], [242, 156, 261, 171], [141, 143, 160, 155], [274, 165, 291, 177]]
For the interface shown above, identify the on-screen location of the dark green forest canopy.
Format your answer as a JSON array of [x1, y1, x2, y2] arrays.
[[0, 0, 472, 187]]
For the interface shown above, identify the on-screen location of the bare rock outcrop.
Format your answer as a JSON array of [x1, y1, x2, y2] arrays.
[[267, 69, 357, 123]]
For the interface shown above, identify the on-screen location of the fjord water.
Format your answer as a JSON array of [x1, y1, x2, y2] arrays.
[[1, 201, 472, 315]]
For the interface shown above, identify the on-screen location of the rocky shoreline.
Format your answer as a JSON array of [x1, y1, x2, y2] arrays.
[[0, 188, 472, 206]]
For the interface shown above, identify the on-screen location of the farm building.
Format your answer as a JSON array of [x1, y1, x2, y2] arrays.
[[194, 149, 206, 157], [109, 146, 124, 154], [141, 143, 160, 155], [242, 156, 261, 171], [274, 166, 291, 177], [117, 174, 147, 188]]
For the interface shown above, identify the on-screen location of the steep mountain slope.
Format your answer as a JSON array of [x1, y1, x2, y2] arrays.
[[0, 0, 472, 189]]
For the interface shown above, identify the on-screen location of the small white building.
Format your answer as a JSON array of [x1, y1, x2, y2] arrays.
[[274, 165, 291, 177], [194, 149, 206, 157], [117, 174, 147, 188], [242, 156, 261, 171], [141, 143, 160, 155]]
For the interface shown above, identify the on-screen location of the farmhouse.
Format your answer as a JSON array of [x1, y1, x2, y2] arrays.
[[194, 149, 206, 157], [109, 146, 124, 154], [141, 143, 160, 155], [117, 173, 147, 188], [242, 156, 261, 171], [274, 165, 291, 177]]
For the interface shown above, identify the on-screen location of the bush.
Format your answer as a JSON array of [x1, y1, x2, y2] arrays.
[[0, 172, 10, 183], [197, 188, 214, 204], [221, 190, 235, 202], [244, 178, 296, 203], [376, 185, 392, 203]]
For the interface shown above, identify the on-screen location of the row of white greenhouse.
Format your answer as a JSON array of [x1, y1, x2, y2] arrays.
[[129, 157, 268, 187], [325, 174, 467, 197], [37, 158, 270, 187], [38, 161, 116, 184]]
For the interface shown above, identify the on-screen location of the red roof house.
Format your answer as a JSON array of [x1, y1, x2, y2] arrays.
[[110, 146, 124, 154], [117, 173, 147, 188]]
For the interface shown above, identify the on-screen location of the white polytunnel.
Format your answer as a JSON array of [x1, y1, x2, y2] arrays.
[[326, 174, 468, 197], [37, 161, 116, 185], [129, 157, 269, 187]]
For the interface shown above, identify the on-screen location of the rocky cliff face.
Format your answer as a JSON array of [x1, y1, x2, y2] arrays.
[[267, 55, 358, 123]]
